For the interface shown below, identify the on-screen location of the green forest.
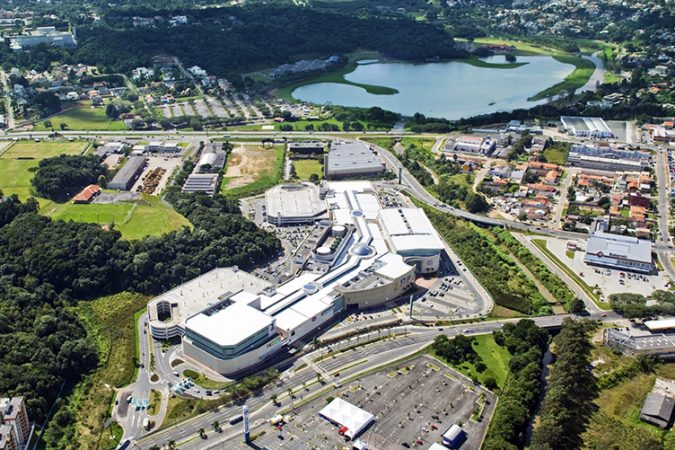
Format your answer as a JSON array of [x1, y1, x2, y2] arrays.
[[73, 6, 465, 75], [0, 175, 280, 428]]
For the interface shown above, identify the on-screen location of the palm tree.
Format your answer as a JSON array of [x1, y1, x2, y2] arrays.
[[198, 427, 206, 439], [212, 420, 220, 432], [271, 393, 279, 405], [167, 440, 176, 450], [287, 387, 294, 398]]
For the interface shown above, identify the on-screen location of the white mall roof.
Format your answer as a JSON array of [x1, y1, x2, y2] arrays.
[[319, 397, 374, 439], [186, 302, 273, 347], [375, 253, 414, 280], [147, 268, 270, 329], [379, 208, 444, 255], [265, 183, 326, 219]]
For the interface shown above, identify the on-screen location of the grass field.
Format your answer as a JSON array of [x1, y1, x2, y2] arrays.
[[1, 140, 87, 159], [542, 147, 569, 165], [33, 103, 127, 131], [43, 194, 191, 240], [431, 334, 511, 389], [529, 55, 596, 101], [221, 145, 285, 198], [362, 136, 436, 153], [71, 292, 151, 450], [0, 141, 88, 207], [293, 159, 323, 180], [583, 349, 675, 450]]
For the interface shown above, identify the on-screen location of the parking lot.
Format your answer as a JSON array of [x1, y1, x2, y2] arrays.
[[240, 355, 494, 450], [401, 255, 481, 319], [541, 236, 670, 297]]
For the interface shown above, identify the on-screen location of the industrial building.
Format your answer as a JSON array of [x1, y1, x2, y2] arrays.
[[324, 141, 385, 179], [449, 135, 496, 155], [108, 156, 146, 191], [604, 328, 675, 358], [264, 183, 328, 226], [584, 231, 654, 274], [567, 144, 651, 172], [196, 143, 227, 173], [319, 398, 374, 440], [94, 141, 126, 159], [8, 26, 76, 50], [147, 181, 444, 375], [182, 174, 219, 195], [146, 141, 180, 153], [561, 116, 615, 139], [0, 397, 30, 450], [288, 141, 325, 155]]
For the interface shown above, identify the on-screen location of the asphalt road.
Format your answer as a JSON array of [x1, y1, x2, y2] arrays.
[[133, 311, 618, 449], [655, 146, 674, 277]]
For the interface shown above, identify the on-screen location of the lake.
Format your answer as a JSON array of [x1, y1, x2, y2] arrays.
[[292, 56, 576, 119]]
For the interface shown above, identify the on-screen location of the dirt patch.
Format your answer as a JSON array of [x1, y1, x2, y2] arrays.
[[224, 145, 276, 189]]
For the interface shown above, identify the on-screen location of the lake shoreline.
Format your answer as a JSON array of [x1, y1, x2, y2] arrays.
[[290, 56, 579, 120]]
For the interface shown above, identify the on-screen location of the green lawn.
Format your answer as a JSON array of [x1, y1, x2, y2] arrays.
[[183, 369, 232, 390], [33, 104, 127, 131], [43, 194, 191, 240], [293, 159, 323, 180], [528, 55, 596, 101], [431, 334, 512, 389]]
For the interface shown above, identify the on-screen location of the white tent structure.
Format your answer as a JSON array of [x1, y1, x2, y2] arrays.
[[318, 397, 374, 440]]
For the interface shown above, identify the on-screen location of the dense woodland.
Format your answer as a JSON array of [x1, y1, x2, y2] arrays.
[[73, 6, 465, 75], [482, 320, 549, 450], [31, 155, 107, 202], [0, 170, 280, 423]]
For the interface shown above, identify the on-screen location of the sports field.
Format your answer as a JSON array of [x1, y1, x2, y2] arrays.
[[0, 141, 88, 206], [43, 194, 191, 240], [33, 103, 127, 131], [0, 140, 87, 159]]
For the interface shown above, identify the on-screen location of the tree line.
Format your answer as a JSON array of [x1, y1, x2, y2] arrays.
[[482, 320, 549, 450], [531, 319, 598, 450]]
